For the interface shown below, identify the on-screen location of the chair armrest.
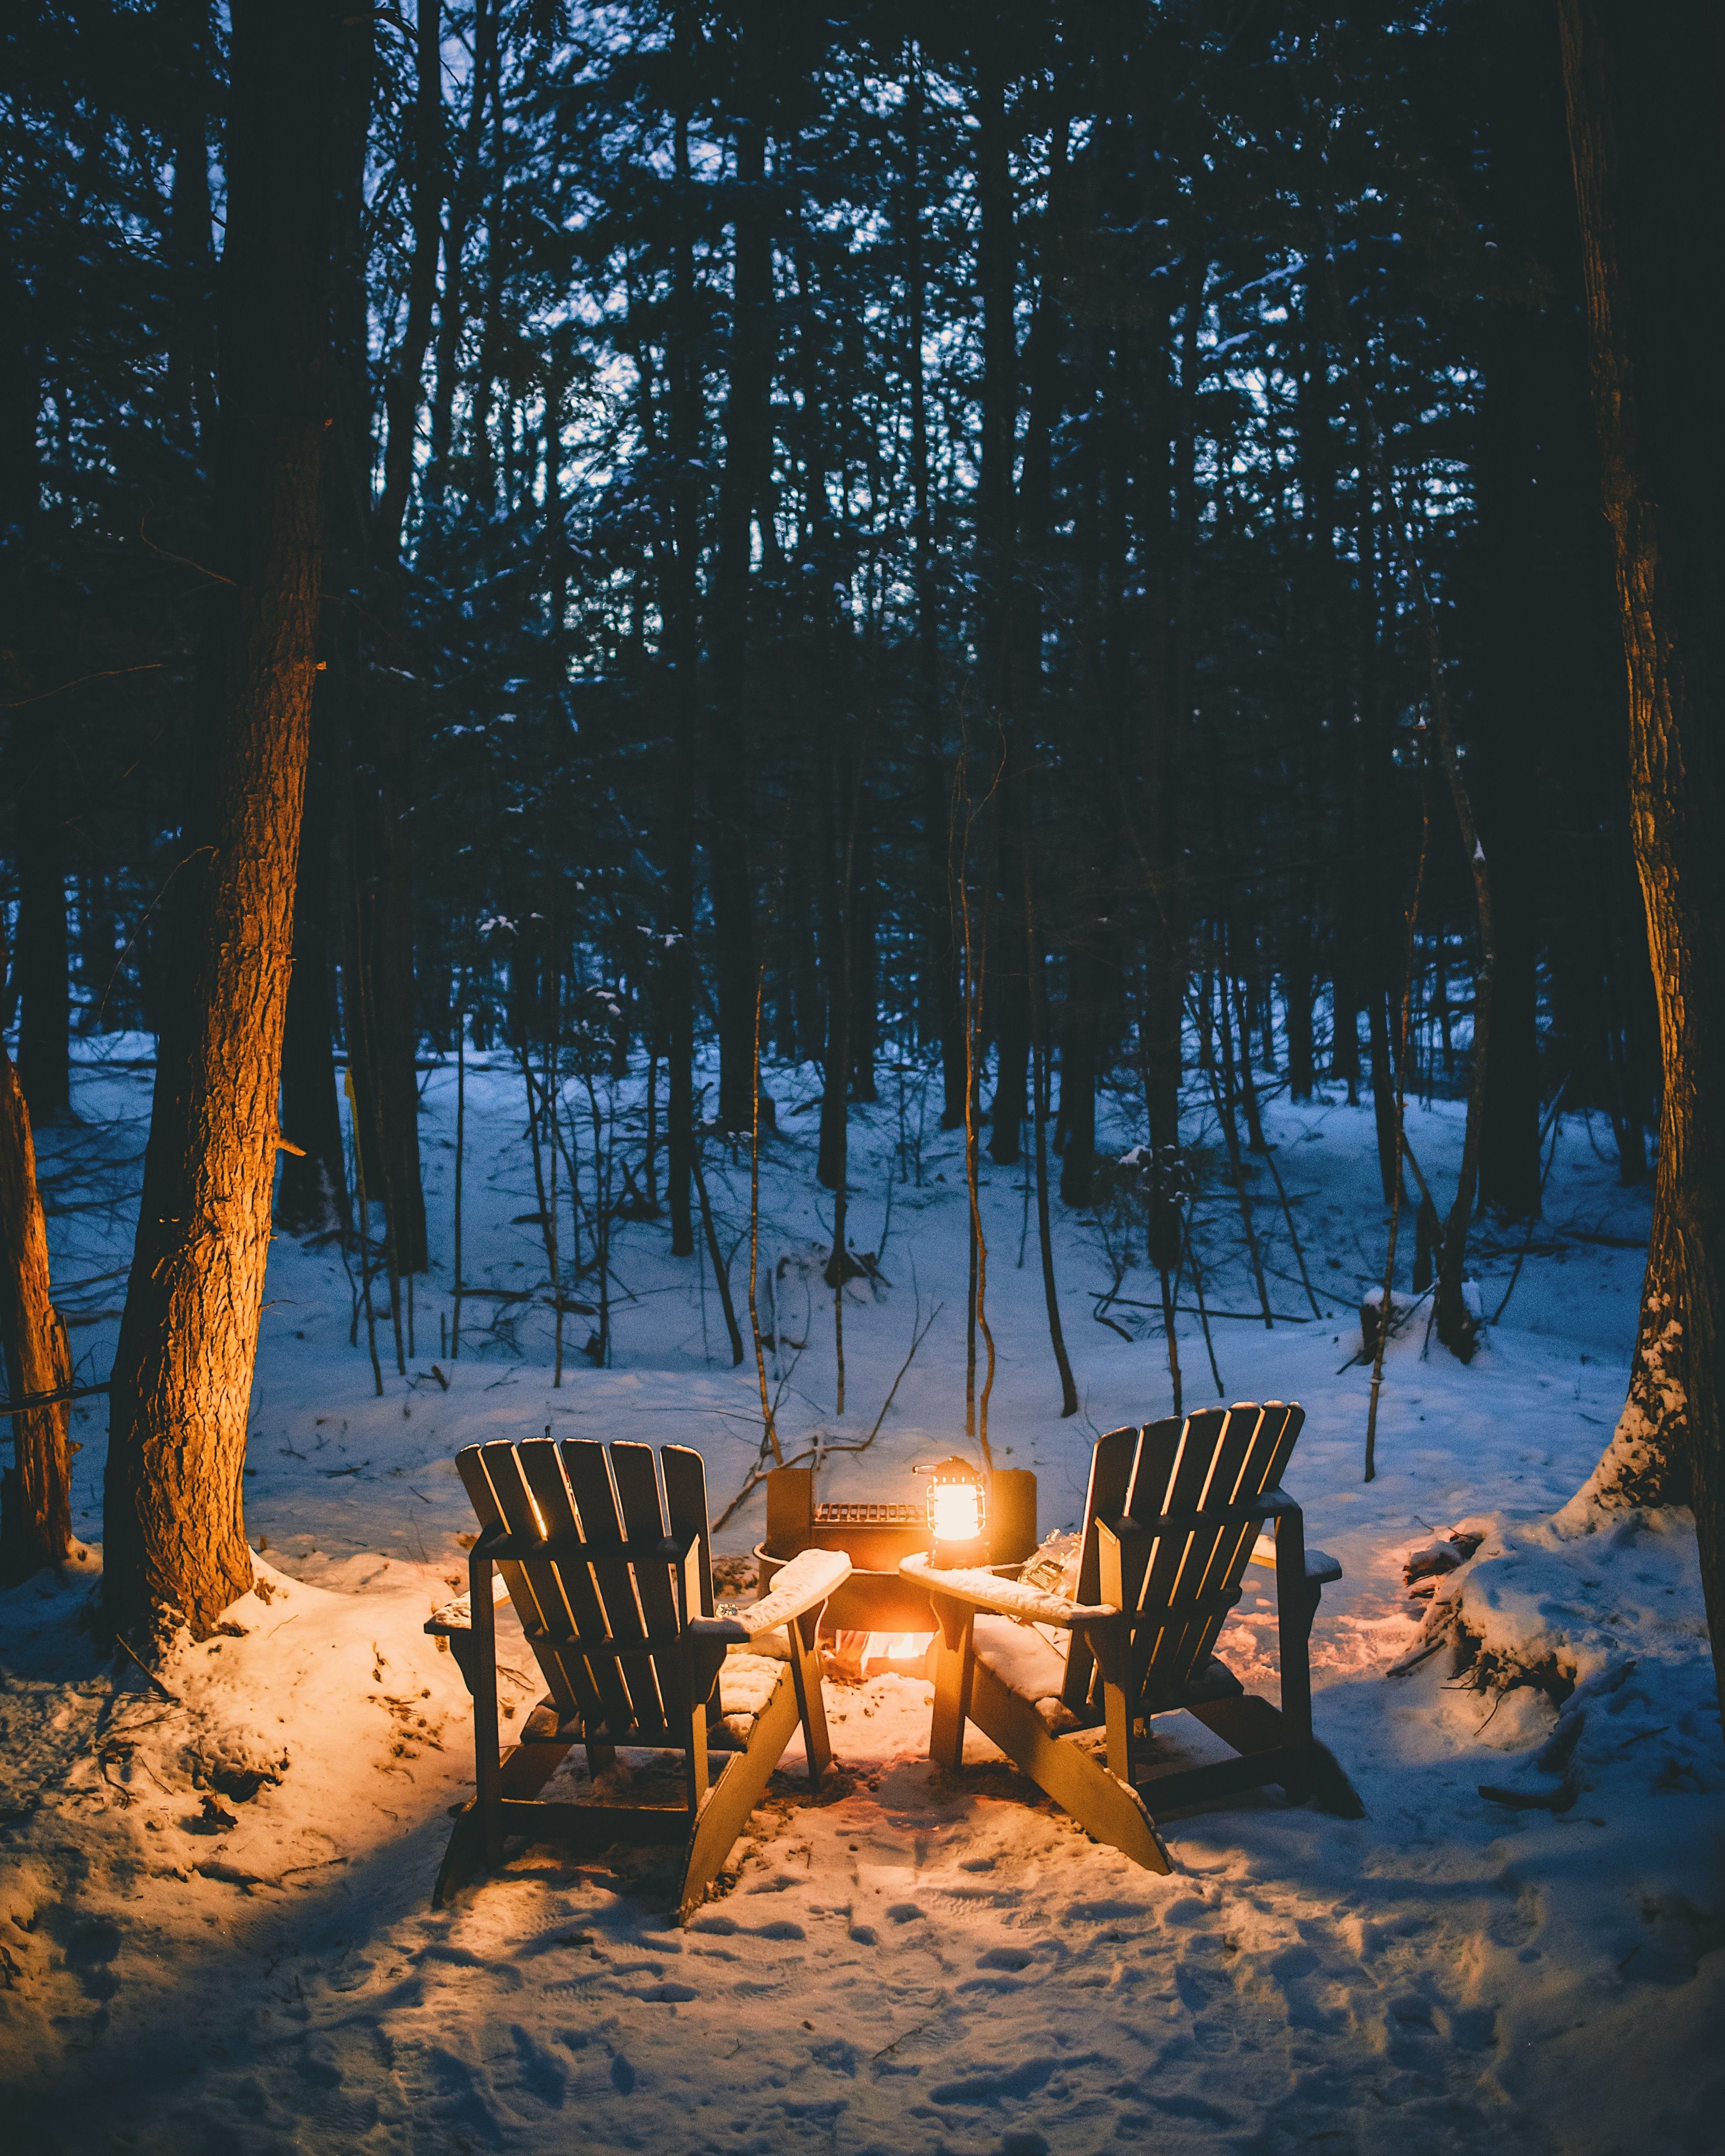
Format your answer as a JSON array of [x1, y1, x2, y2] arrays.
[[687, 1546, 852, 1646], [900, 1552, 1118, 1629], [1248, 1533, 1343, 1585], [425, 1571, 508, 1635]]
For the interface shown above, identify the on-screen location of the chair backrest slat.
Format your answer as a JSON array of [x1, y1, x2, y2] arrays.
[[661, 1446, 715, 1618], [611, 1442, 684, 1730], [456, 1447, 554, 1706], [514, 1441, 613, 1732], [468, 1442, 587, 1722], [1167, 1403, 1303, 1687], [558, 1441, 665, 1739], [1062, 1426, 1141, 1711], [1136, 1404, 1261, 1697], [1128, 1406, 1240, 1699]]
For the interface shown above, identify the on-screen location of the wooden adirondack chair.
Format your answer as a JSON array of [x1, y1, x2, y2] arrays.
[[900, 1403, 1360, 1873], [427, 1437, 850, 1921]]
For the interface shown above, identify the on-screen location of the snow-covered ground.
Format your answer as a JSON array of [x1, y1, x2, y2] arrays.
[[3, 1040, 1720, 2155]]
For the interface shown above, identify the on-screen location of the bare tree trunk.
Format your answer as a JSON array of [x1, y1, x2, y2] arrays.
[[276, 688, 350, 1233], [423, 0, 493, 525], [707, 104, 769, 1132], [663, 8, 701, 1261], [13, 726, 70, 1123], [1559, 4, 1725, 1727], [1138, 272, 1192, 1277], [1025, 861, 1078, 1417], [0, 1034, 73, 1581], [103, 0, 335, 1644], [341, 0, 438, 1275], [1428, 636, 1496, 1362], [1476, 0, 1558, 1220], [975, 51, 1027, 1174], [901, 58, 965, 1130]]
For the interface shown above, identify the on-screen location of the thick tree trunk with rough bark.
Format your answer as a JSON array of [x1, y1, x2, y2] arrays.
[[0, 1033, 73, 1582], [1559, 0, 1725, 1719], [103, 0, 335, 1644]]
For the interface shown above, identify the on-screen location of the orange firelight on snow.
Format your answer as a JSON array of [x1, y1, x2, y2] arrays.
[[916, 1456, 986, 1561]]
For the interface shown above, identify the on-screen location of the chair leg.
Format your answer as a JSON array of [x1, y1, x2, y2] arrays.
[[674, 1664, 802, 1923], [1089, 1621, 1134, 1787], [789, 1613, 833, 1785], [927, 1599, 974, 1771], [469, 1552, 504, 1867], [965, 1659, 1169, 1874]]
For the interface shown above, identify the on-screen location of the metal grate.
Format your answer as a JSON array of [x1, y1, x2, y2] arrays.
[[813, 1501, 924, 1527]]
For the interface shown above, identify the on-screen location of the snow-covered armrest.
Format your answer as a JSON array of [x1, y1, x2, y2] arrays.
[[1248, 1533, 1342, 1585], [687, 1547, 852, 1647], [901, 1552, 1118, 1629], [425, 1572, 509, 1635]]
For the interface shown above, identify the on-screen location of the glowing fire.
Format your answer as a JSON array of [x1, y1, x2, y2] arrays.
[[824, 1629, 936, 1681]]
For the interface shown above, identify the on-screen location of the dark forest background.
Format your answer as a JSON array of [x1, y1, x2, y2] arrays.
[[1, 0, 1660, 1297]]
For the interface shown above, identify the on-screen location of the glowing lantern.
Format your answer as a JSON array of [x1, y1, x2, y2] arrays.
[[916, 1456, 987, 1564]]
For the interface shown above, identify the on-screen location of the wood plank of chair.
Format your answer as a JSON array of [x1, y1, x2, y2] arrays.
[[1123, 1413, 1187, 1527], [457, 1446, 543, 1667], [927, 1597, 975, 1770], [562, 1441, 664, 1740], [1152, 1403, 1262, 1692], [661, 1446, 716, 1616], [1185, 1691, 1285, 1759], [534, 1442, 635, 1738], [788, 1613, 833, 1785], [1106, 1416, 1186, 1702], [612, 1441, 680, 1640], [1177, 1403, 1302, 1686], [1129, 1746, 1298, 1815], [967, 1657, 1170, 1874], [480, 1441, 585, 1724], [498, 1798, 691, 1847], [663, 1442, 727, 1761], [1132, 1407, 1233, 1703], [1262, 1399, 1305, 1490], [516, 1441, 615, 1761], [1062, 1424, 1143, 1716], [500, 1715, 578, 1798], [612, 1442, 686, 1751], [673, 1663, 802, 1923]]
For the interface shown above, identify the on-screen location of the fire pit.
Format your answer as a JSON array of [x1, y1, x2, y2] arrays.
[[754, 1463, 1038, 1633]]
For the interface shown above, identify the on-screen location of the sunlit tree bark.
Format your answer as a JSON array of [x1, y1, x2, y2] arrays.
[[0, 1029, 73, 1582], [1559, 0, 1725, 1717], [103, 0, 336, 1642]]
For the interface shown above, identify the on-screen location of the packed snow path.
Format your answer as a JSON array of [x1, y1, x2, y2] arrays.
[[2, 1044, 1719, 2154]]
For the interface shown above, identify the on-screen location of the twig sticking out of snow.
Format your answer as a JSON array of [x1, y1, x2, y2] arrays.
[[112, 1631, 179, 1703]]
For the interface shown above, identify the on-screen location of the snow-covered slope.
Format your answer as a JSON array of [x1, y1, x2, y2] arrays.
[[2, 1041, 1717, 2154]]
